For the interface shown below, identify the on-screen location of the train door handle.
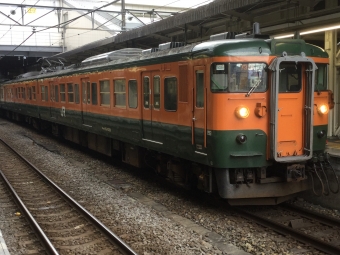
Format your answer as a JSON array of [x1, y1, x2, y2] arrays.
[[192, 117, 196, 121]]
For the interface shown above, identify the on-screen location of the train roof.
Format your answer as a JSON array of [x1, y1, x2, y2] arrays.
[[0, 38, 328, 85]]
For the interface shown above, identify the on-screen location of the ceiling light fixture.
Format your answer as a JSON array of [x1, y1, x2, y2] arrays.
[[274, 24, 340, 39]]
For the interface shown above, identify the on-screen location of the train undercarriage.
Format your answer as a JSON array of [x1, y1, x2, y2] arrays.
[[1, 109, 339, 206]]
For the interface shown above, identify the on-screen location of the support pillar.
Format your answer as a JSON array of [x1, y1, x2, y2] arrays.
[[325, 30, 338, 136]]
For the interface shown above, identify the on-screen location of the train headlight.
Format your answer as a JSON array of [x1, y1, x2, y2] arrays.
[[317, 104, 329, 115], [235, 106, 250, 119]]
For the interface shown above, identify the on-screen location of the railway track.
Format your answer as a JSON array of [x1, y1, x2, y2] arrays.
[[0, 138, 137, 255], [235, 202, 340, 255]]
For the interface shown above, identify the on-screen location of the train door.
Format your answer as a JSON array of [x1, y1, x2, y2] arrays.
[[270, 57, 315, 162], [141, 71, 163, 144], [81, 77, 91, 126], [192, 66, 207, 155]]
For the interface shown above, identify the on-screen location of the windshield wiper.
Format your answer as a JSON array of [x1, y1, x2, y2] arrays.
[[246, 78, 262, 97]]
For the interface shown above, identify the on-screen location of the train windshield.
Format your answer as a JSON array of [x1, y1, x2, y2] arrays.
[[315, 64, 328, 91], [211, 63, 267, 93]]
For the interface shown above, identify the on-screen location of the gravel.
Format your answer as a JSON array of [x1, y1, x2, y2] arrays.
[[0, 119, 337, 254]]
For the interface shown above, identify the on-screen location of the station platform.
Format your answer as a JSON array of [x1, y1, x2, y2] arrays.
[[326, 136, 340, 159], [0, 230, 10, 255]]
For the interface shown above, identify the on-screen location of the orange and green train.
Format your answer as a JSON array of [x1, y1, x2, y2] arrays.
[[0, 34, 335, 205]]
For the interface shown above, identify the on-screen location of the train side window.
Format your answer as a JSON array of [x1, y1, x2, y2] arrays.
[[41, 86, 45, 101], [143, 76, 150, 108], [153, 76, 160, 110], [100, 80, 110, 106], [114, 79, 126, 108], [28, 87, 32, 100], [44, 86, 48, 101], [23, 87, 26, 99], [164, 77, 177, 111], [91, 82, 98, 105], [128, 80, 138, 109], [68, 83, 74, 103], [74, 84, 79, 104], [32, 86, 36, 100], [196, 71, 204, 108], [60, 84, 66, 102], [55, 85, 59, 102], [86, 82, 91, 104]]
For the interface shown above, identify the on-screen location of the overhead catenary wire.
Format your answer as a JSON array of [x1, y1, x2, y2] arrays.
[[0, 1, 119, 60]]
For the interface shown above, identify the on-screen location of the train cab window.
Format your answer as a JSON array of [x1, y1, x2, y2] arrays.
[[32, 86, 36, 100], [128, 80, 138, 109], [143, 77, 150, 108], [74, 84, 80, 104], [67, 83, 74, 103], [54, 85, 59, 102], [164, 77, 177, 111], [228, 63, 267, 93], [114, 79, 126, 107], [60, 84, 66, 102], [153, 76, 160, 110], [91, 82, 98, 105], [278, 62, 301, 92], [315, 64, 327, 91], [211, 63, 228, 92], [100, 80, 110, 106]]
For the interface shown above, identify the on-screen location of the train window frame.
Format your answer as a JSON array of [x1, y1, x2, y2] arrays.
[[114, 78, 126, 108], [128, 79, 138, 109], [67, 83, 74, 103], [153, 75, 161, 110], [60, 84, 66, 102], [164, 77, 177, 112], [143, 76, 150, 109], [210, 62, 268, 93], [99, 80, 111, 107]]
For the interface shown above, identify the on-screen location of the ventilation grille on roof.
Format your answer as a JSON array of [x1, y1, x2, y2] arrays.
[[158, 42, 185, 51], [210, 32, 236, 40], [81, 48, 143, 66]]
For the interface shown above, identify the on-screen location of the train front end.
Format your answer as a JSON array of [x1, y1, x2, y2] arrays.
[[201, 38, 335, 205]]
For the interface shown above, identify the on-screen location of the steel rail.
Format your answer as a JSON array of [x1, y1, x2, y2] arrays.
[[282, 203, 340, 228], [0, 167, 59, 255], [0, 138, 138, 255], [234, 207, 340, 255]]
